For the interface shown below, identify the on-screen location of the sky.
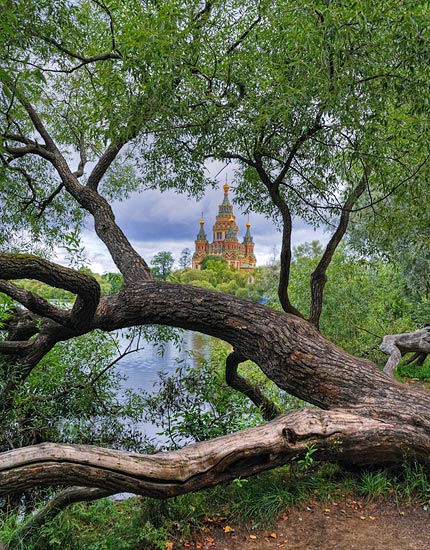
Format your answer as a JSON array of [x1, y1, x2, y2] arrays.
[[74, 173, 327, 274]]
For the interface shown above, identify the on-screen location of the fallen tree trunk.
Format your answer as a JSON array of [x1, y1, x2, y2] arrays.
[[0, 408, 424, 498]]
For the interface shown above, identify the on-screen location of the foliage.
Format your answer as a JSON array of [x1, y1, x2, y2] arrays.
[[139, 338, 304, 450], [141, 342, 263, 449], [151, 251, 175, 280], [262, 242, 419, 363], [174, 262, 264, 300], [357, 471, 392, 500], [397, 360, 430, 382], [0, 330, 150, 454]]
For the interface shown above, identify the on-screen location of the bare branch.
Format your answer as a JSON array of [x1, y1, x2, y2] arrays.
[[380, 327, 430, 377], [36, 183, 65, 218]]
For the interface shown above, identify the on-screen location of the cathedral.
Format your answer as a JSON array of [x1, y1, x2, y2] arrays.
[[192, 180, 257, 272]]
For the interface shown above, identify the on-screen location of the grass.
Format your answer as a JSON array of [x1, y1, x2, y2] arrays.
[[397, 357, 430, 381], [2, 460, 430, 549]]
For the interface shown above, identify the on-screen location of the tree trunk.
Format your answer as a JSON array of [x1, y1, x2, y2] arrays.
[[1, 280, 430, 497]]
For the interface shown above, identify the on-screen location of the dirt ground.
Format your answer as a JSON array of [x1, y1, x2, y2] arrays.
[[185, 499, 430, 550]]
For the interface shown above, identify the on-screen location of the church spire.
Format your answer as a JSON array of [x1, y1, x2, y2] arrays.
[[220, 174, 232, 210], [243, 216, 253, 243], [223, 174, 230, 195], [196, 215, 207, 241]]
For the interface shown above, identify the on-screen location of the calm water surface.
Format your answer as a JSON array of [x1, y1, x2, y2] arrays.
[[115, 330, 214, 440]]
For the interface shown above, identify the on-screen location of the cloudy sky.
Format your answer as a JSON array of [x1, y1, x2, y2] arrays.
[[76, 171, 327, 274]]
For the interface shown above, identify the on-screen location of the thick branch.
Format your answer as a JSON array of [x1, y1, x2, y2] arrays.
[[86, 142, 123, 190], [226, 351, 281, 420], [2, 308, 40, 341], [0, 254, 100, 331], [0, 280, 70, 327], [308, 170, 368, 328]]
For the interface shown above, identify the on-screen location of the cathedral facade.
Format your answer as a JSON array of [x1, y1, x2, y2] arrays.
[[192, 181, 257, 272]]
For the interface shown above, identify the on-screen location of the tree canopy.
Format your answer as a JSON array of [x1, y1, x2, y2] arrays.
[[1, 0, 430, 543]]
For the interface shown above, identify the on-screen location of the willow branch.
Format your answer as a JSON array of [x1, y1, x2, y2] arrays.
[[86, 142, 123, 191], [255, 159, 303, 317], [0, 254, 100, 331], [226, 351, 281, 421], [0, 280, 70, 326], [308, 169, 368, 328]]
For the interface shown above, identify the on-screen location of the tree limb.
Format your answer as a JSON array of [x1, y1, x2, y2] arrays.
[[308, 168, 369, 328], [225, 351, 281, 421], [253, 157, 303, 318], [86, 142, 124, 191], [0, 280, 70, 327], [0, 409, 409, 499]]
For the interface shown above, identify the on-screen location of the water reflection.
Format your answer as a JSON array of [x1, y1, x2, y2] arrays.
[[116, 330, 212, 393], [115, 330, 214, 441]]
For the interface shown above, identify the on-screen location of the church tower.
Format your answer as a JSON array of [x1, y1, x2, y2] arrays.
[[192, 178, 257, 271], [191, 215, 208, 269]]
